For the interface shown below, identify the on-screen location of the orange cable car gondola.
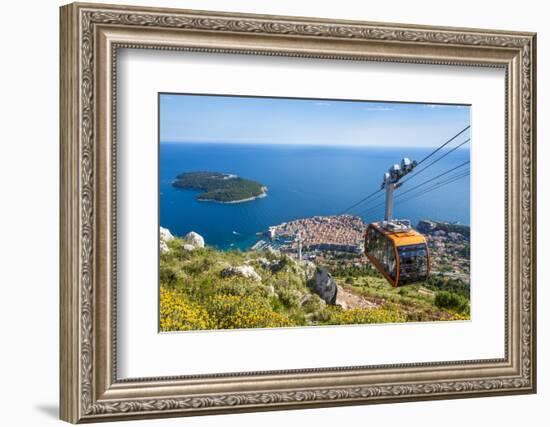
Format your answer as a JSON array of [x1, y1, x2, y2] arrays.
[[364, 157, 430, 287], [365, 221, 430, 287]]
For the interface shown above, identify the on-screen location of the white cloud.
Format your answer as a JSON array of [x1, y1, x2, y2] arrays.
[[365, 106, 393, 111]]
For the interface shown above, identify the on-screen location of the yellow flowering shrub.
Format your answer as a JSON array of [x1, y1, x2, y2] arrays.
[[448, 312, 470, 321], [206, 294, 295, 329], [327, 306, 407, 325], [160, 287, 214, 331]]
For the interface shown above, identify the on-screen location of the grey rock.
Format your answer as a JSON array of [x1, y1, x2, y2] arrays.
[[221, 265, 262, 282], [160, 240, 169, 254], [160, 226, 174, 242], [159, 226, 174, 253], [184, 231, 205, 248], [309, 268, 337, 304]]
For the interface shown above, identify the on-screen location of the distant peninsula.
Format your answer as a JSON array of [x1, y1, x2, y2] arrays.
[[172, 171, 267, 203]]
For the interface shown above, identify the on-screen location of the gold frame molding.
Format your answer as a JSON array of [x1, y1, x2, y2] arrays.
[[60, 2, 537, 423]]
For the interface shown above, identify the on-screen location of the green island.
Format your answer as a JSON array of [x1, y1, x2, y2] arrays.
[[172, 171, 267, 203]]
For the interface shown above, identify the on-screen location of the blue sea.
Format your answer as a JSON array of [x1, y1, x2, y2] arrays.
[[160, 143, 470, 250]]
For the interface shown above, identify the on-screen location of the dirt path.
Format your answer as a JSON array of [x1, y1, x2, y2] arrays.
[[335, 285, 378, 310]]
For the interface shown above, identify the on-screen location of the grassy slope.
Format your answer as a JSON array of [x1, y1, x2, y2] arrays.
[[160, 237, 469, 332], [334, 275, 467, 323]]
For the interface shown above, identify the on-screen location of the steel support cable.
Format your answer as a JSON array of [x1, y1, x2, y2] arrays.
[[338, 125, 470, 215], [336, 188, 383, 216], [400, 138, 470, 185], [392, 160, 470, 200], [360, 170, 470, 219], [346, 189, 386, 214], [347, 138, 470, 215], [357, 164, 470, 217], [360, 171, 470, 219], [414, 125, 471, 167], [394, 171, 470, 206]]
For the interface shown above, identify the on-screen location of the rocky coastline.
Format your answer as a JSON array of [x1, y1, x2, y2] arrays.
[[197, 186, 268, 204]]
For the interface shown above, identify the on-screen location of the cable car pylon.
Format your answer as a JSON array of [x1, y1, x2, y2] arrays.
[[381, 157, 416, 221], [364, 157, 430, 287]]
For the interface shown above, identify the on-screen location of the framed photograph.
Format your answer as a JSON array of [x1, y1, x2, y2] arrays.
[[60, 2, 537, 423]]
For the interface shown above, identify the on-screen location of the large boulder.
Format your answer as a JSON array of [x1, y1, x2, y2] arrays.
[[184, 231, 205, 248], [221, 265, 262, 282], [309, 268, 337, 304], [159, 226, 174, 253], [160, 240, 169, 254], [160, 226, 174, 242]]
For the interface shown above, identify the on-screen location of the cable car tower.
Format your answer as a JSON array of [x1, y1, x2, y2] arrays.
[[382, 157, 416, 223], [295, 231, 304, 261], [364, 158, 431, 287]]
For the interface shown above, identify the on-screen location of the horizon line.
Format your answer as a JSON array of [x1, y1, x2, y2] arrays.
[[159, 140, 472, 149]]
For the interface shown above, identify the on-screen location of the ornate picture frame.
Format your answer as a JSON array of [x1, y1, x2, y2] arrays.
[[60, 2, 536, 423]]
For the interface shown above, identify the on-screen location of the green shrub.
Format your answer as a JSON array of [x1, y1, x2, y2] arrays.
[[425, 274, 470, 298], [277, 287, 302, 309], [435, 291, 470, 314], [159, 265, 182, 286], [270, 255, 291, 273], [218, 281, 256, 297], [301, 295, 325, 313], [398, 287, 409, 296], [183, 256, 215, 275]]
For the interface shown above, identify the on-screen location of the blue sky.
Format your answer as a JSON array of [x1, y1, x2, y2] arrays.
[[159, 94, 470, 148]]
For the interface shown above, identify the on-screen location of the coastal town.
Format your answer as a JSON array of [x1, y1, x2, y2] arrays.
[[417, 219, 471, 282], [252, 215, 470, 283], [252, 215, 365, 254]]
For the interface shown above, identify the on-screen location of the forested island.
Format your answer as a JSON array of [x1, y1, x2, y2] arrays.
[[172, 171, 267, 203]]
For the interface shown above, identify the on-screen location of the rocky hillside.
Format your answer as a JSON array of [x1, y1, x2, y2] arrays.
[[159, 228, 470, 332]]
